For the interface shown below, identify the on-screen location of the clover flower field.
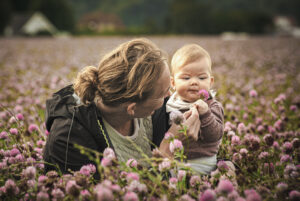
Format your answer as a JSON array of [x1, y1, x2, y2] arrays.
[[0, 36, 299, 201]]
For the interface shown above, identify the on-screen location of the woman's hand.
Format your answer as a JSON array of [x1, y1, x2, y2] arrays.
[[182, 106, 201, 141], [158, 106, 201, 157], [168, 106, 200, 140]]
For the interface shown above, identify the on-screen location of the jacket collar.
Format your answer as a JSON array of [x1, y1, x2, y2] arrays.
[[45, 84, 113, 152]]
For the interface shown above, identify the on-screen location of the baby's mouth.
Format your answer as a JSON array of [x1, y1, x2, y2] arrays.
[[188, 89, 199, 94]]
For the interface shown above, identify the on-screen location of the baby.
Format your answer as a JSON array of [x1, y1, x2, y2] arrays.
[[167, 44, 224, 174]]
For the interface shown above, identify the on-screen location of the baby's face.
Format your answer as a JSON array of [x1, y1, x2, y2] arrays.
[[172, 57, 214, 103]]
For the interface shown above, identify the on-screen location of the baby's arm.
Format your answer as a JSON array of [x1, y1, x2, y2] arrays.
[[194, 100, 224, 142]]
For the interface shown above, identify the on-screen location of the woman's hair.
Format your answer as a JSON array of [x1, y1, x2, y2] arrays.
[[171, 44, 212, 75], [74, 38, 167, 106]]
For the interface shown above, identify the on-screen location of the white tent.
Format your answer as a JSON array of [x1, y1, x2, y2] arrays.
[[5, 12, 58, 36], [21, 12, 57, 35]]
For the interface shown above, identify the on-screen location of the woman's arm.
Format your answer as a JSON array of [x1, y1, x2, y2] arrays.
[[43, 117, 98, 175]]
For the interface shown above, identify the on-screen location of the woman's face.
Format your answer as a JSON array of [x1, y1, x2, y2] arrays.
[[134, 64, 171, 117]]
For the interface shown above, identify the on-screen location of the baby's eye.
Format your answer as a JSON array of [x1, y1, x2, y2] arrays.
[[181, 77, 190, 80], [199, 77, 207, 80]]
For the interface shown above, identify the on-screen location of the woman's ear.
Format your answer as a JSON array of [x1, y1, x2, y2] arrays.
[[127, 103, 136, 116]]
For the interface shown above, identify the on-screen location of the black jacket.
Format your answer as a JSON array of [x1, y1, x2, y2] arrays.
[[43, 85, 169, 176]]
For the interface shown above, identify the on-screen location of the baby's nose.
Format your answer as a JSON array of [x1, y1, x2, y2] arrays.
[[190, 78, 199, 85]]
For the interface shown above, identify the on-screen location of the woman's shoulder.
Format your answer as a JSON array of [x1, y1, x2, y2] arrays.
[[141, 116, 152, 129]]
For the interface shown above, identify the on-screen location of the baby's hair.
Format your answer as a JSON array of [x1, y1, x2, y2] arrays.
[[171, 44, 212, 75], [74, 38, 167, 106]]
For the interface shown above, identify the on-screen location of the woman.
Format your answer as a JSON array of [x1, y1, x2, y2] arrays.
[[43, 38, 200, 176]]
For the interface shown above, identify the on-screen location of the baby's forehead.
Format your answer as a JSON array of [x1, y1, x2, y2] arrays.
[[172, 58, 212, 75]]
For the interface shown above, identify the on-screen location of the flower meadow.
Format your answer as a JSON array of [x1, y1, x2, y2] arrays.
[[0, 36, 300, 201]]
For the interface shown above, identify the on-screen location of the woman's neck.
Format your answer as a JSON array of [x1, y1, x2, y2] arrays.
[[97, 101, 134, 136]]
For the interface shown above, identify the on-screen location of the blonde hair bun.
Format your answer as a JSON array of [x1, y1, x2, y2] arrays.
[[73, 66, 99, 105]]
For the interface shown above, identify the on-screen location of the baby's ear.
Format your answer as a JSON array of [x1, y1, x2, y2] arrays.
[[171, 76, 175, 88], [127, 103, 136, 116], [210, 76, 214, 87]]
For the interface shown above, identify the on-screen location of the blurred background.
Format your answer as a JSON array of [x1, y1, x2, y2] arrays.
[[0, 0, 299, 37]]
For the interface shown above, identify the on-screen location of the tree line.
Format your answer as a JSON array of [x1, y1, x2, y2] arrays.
[[0, 0, 299, 35]]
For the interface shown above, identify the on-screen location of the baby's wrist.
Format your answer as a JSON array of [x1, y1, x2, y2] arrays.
[[199, 108, 211, 119], [198, 108, 208, 115]]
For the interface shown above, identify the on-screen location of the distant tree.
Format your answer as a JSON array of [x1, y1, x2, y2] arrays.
[[0, 0, 76, 34], [165, 0, 209, 34], [0, 0, 12, 34], [4, 0, 295, 35], [68, 0, 297, 34], [244, 11, 273, 33], [11, 0, 32, 12], [275, 0, 300, 24], [38, 0, 75, 32], [69, 0, 101, 20]]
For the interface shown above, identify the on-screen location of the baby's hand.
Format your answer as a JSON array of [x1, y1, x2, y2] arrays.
[[194, 99, 209, 115]]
